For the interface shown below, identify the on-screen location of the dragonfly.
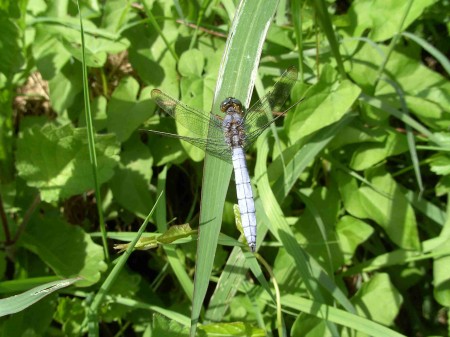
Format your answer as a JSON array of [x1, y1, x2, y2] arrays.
[[150, 67, 298, 252]]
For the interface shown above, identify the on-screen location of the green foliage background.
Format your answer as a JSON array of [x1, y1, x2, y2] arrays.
[[0, 0, 449, 336]]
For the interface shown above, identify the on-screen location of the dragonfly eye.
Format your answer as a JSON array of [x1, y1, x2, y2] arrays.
[[220, 97, 243, 113]]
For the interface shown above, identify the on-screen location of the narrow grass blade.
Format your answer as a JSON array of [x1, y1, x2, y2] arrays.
[[359, 94, 438, 144], [191, 0, 284, 335], [77, 0, 109, 261], [0, 277, 81, 317], [310, 0, 346, 77], [402, 31, 450, 76], [113, 297, 191, 327], [267, 294, 407, 337]]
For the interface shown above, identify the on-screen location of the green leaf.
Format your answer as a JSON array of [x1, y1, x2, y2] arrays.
[[78, 95, 108, 131], [87, 192, 163, 319], [55, 297, 86, 336], [271, 114, 355, 199], [27, 0, 47, 15], [16, 123, 120, 203], [348, 43, 450, 129], [336, 170, 370, 219], [352, 273, 403, 325], [436, 175, 450, 196], [344, 0, 438, 41], [48, 62, 83, 113], [63, 34, 129, 68], [291, 316, 328, 337], [429, 152, 450, 175], [328, 122, 387, 149], [32, 25, 72, 79], [179, 49, 205, 77], [285, 65, 361, 144], [350, 129, 409, 171], [405, 95, 450, 130], [153, 314, 190, 337], [204, 247, 248, 322], [22, 215, 106, 285], [266, 25, 296, 50], [336, 215, 374, 263], [257, 133, 356, 317], [359, 167, 420, 250], [35, 20, 129, 68], [113, 297, 190, 327], [107, 77, 154, 142], [61, 38, 107, 68], [101, 1, 135, 33]]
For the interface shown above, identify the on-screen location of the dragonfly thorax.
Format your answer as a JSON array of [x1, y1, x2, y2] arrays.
[[222, 113, 245, 148], [221, 97, 246, 148]]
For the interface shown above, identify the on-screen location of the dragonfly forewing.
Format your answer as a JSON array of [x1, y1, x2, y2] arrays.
[[152, 89, 223, 139], [151, 89, 232, 162]]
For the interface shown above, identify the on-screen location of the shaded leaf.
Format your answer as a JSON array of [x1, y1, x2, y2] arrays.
[[22, 215, 106, 286], [110, 135, 153, 218], [107, 77, 153, 142], [359, 167, 420, 250]]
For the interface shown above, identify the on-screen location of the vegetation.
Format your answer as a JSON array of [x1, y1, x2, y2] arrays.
[[0, 0, 449, 336]]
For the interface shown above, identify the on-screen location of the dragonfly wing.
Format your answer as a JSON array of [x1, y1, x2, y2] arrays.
[[147, 129, 232, 163], [243, 67, 298, 145], [244, 112, 287, 151], [151, 89, 223, 139]]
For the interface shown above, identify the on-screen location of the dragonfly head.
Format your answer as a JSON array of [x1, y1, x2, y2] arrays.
[[220, 97, 243, 115]]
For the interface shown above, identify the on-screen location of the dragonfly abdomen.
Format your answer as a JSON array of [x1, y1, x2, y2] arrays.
[[232, 147, 257, 252]]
